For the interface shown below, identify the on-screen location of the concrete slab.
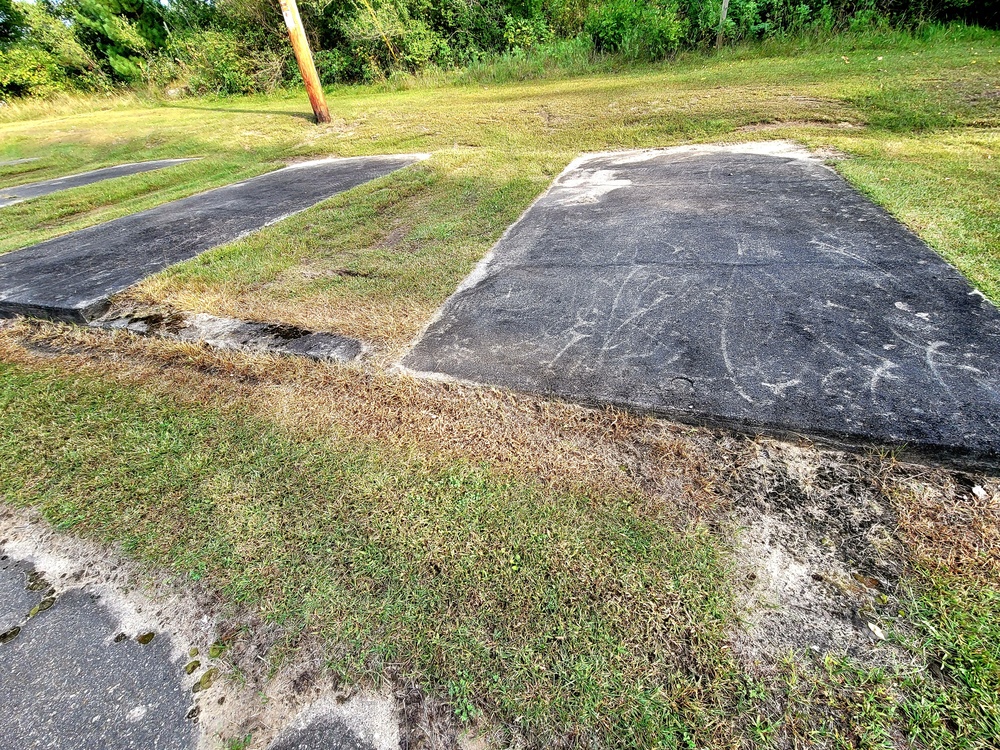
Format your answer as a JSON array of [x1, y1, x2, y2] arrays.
[[0, 155, 426, 322], [95, 310, 366, 362], [403, 142, 1000, 459], [265, 696, 397, 750], [267, 718, 372, 750], [0, 159, 194, 208], [0, 564, 195, 750]]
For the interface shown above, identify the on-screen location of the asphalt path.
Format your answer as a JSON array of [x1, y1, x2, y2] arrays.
[[0, 155, 425, 322]]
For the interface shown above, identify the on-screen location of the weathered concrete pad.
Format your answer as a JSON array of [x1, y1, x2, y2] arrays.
[[96, 310, 366, 362], [266, 696, 396, 750], [0, 155, 426, 322], [403, 142, 1000, 458], [0, 557, 195, 750], [0, 159, 194, 208]]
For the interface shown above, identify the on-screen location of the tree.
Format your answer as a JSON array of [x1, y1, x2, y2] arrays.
[[0, 0, 27, 47], [66, 0, 167, 81]]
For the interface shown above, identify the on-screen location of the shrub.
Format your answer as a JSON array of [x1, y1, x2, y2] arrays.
[[0, 44, 65, 98], [170, 30, 286, 95], [585, 0, 685, 60]]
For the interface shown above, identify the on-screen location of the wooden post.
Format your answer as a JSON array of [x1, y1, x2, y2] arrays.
[[716, 0, 730, 49], [278, 0, 331, 124]]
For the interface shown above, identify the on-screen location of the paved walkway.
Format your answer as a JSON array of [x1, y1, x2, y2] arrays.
[[0, 556, 195, 750], [0, 155, 425, 322], [0, 547, 382, 750], [404, 142, 1000, 458], [0, 159, 193, 208]]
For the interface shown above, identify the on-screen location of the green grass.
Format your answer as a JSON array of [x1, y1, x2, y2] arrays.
[[1, 23, 999, 749], [3, 357, 998, 748], [0, 363, 745, 747], [1, 24, 997, 345]]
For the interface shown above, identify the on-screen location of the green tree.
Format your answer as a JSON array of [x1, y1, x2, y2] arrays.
[[67, 0, 168, 81]]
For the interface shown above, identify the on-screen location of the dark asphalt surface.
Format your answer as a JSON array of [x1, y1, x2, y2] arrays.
[[0, 556, 195, 750], [267, 718, 372, 750], [404, 144, 1000, 458], [0, 551, 380, 750], [0, 155, 424, 322], [0, 159, 193, 208]]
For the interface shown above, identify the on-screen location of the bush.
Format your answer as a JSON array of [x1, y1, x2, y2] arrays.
[[0, 44, 65, 98], [585, 0, 684, 60], [170, 30, 286, 95], [2, 0, 998, 99]]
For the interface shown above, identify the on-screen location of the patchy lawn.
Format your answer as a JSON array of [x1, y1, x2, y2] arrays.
[[1, 23, 998, 750], [1, 25, 997, 352]]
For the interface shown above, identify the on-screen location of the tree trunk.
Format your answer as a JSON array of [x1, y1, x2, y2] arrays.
[[716, 0, 731, 50]]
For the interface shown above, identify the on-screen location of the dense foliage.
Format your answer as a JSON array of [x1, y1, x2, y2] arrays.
[[1, 0, 996, 98]]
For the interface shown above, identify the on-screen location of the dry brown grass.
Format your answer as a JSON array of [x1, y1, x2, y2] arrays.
[[0, 318, 734, 522], [884, 466, 1000, 583]]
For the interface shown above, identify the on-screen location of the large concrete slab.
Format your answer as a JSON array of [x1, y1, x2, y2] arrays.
[[0, 155, 425, 322], [403, 142, 1000, 459], [0, 159, 194, 208]]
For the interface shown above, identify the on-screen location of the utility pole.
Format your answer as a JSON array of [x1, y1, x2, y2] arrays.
[[716, 0, 730, 49], [278, 0, 331, 124]]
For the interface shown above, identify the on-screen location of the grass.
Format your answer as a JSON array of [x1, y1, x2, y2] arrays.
[[1, 22, 999, 750], [1, 24, 997, 350], [0, 359, 746, 747]]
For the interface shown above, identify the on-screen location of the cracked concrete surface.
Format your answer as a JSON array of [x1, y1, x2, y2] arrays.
[[0, 510, 396, 750], [0, 556, 197, 750], [403, 142, 1000, 459], [94, 309, 367, 363]]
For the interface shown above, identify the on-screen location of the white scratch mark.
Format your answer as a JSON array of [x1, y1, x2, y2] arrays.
[[762, 379, 802, 397]]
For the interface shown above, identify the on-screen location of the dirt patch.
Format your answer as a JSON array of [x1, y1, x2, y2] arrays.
[[726, 438, 1000, 672], [737, 120, 863, 132], [726, 442, 910, 668], [376, 225, 412, 250]]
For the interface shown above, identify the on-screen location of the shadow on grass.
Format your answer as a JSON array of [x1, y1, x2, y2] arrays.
[[163, 104, 316, 122]]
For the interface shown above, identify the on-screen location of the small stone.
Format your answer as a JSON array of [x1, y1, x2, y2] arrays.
[[867, 621, 886, 641], [137, 632, 155, 645], [36, 597, 55, 612], [113, 633, 128, 643], [185, 705, 201, 721], [208, 642, 226, 658], [188, 647, 199, 658], [185, 660, 201, 675], [972, 485, 987, 501]]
